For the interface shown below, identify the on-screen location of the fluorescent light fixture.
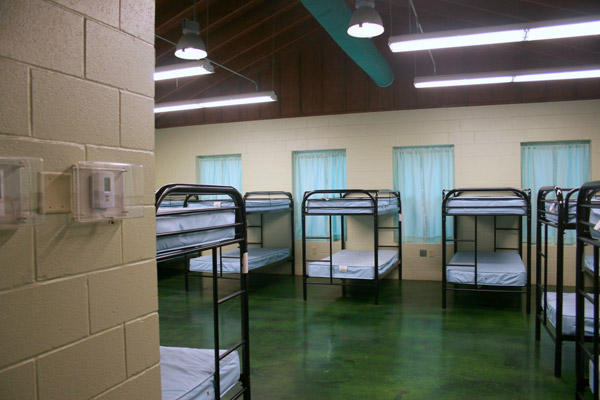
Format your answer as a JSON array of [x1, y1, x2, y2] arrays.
[[347, 0, 384, 38], [154, 91, 278, 113], [154, 60, 214, 81], [389, 15, 600, 52], [414, 65, 600, 88]]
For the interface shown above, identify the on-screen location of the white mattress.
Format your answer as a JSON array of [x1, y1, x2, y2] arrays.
[[308, 249, 399, 280], [304, 197, 399, 215], [156, 207, 235, 253], [445, 196, 528, 215], [160, 346, 240, 400], [542, 292, 595, 335], [446, 251, 526, 286], [189, 247, 290, 273], [586, 254, 597, 273], [591, 208, 600, 240]]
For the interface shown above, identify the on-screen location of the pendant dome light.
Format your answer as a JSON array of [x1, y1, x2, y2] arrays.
[[175, 0, 207, 60], [347, 0, 384, 38]]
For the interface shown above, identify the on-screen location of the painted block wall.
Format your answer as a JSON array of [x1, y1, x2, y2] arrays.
[[0, 1, 159, 399], [156, 100, 599, 286]]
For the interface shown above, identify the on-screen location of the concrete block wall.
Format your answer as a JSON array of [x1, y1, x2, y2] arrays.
[[156, 100, 600, 285], [0, 1, 159, 399]]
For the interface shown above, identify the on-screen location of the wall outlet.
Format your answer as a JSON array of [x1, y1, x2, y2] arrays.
[[419, 249, 427, 257]]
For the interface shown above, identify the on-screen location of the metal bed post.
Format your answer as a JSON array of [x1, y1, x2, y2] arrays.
[[212, 248, 221, 398], [442, 191, 447, 309], [374, 203, 380, 305], [302, 197, 307, 301], [398, 192, 403, 280], [290, 196, 296, 275], [474, 215, 478, 290], [526, 190, 532, 314], [554, 189, 565, 377]]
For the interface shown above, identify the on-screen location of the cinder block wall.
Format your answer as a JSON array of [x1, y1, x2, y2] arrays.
[[0, 1, 159, 399], [156, 100, 600, 285]]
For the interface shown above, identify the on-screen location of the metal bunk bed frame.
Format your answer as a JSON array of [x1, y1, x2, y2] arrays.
[[156, 183, 251, 399], [441, 187, 532, 313], [535, 186, 579, 378], [576, 181, 600, 400], [301, 189, 402, 305], [244, 191, 295, 275]]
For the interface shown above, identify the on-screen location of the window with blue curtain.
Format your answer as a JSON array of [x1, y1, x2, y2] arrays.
[[292, 150, 346, 240], [393, 145, 454, 243], [521, 141, 590, 244], [196, 154, 242, 197]]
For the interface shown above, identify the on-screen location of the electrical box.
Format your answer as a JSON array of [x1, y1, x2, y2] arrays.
[[0, 157, 45, 229], [72, 161, 143, 222]]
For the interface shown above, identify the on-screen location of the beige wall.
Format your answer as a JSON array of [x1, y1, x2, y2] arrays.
[[156, 100, 600, 285], [0, 1, 159, 399]]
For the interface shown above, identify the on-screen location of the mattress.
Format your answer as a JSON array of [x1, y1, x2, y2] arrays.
[[544, 200, 577, 225], [307, 249, 399, 280], [304, 197, 399, 215], [160, 346, 240, 400], [446, 251, 526, 286], [585, 254, 597, 273], [445, 196, 528, 215], [189, 247, 290, 273], [591, 207, 600, 240], [246, 199, 291, 214], [542, 292, 595, 335], [156, 207, 235, 254]]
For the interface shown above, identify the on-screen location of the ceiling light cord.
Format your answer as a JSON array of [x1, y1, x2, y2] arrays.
[[408, 0, 436, 75], [209, 59, 259, 91]]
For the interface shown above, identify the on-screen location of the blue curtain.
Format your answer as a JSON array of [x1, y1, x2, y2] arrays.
[[293, 150, 346, 240], [393, 145, 454, 243], [521, 141, 590, 244], [196, 154, 242, 198]]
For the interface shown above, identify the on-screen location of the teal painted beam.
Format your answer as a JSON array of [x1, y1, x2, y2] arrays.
[[301, 0, 394, 88]]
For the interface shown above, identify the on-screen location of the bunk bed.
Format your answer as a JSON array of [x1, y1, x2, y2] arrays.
[[441, 188, 531, 313], [535, 186, 580, 377], [188, 191, 295, 278], [155, 184, 251, 400], [576, 181, 600, 400], [301, 189, 402, 305]]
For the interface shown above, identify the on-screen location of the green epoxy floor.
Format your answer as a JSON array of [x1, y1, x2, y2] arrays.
[[158, 270, 576, 399]]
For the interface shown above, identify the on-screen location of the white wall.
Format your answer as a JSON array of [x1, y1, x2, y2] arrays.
[[0, 1, 159, 399], [156, 100, 600, 284]]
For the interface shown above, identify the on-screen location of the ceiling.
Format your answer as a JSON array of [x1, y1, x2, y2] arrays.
[[154, 0, 600, 129]]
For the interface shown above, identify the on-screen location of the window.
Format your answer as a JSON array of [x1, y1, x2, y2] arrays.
[[196, 154, 242, 195], [393, 145, 454, 243], [521, 141, 590, 244], [292, 150, 346, 240]]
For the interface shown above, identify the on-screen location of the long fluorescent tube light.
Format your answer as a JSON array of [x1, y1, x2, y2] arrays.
[[154, 91, 278, 113], [414, 65, 600, 88], [154, 60, 214, 81], [389, 16, 600, 52]]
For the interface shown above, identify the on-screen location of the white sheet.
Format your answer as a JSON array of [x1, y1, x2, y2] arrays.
[[542, 292, 594, 335], [446, 251, 526, 286], [160, 346, 240, 400], [445, 196, 528, 215], [308, 249, 399, 280], [189, 247, 291, 273]]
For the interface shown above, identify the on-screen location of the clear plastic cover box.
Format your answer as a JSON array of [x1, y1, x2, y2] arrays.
[[0, 157, 45, 229]]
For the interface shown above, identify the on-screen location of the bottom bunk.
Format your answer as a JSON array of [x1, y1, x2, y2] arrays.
[[446, 251, 527, 286], [542, 292, 595, 336], [307, 249, 399, 280], [160, 346, 240, 400], [190, 247, 291, 274]]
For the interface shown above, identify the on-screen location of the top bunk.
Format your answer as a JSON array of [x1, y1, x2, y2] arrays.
[[577, 181, 600, 244], [537, 186, 579, 229], [243, 191, 293, 214], [442, 187, 530, 216], [302, 189, 401, 216], [155, 184, 247, 262]]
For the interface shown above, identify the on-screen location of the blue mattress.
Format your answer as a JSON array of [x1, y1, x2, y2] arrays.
[[159, 199, 290, 214], [308, 249, 399, 280], [156, 207, 235, 253], [586, 254, 597, 273], [160, 346, 240, 400], [543, 292, 595, 335], [445, 196, 528, 215], [304, 197, 399, 215], [591, 207, 600, 240], [189, 247, 290, 273], [544, 200, 577, 225], [446, 251, 526, 286]]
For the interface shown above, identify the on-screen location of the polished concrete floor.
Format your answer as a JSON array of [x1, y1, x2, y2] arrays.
[[158, 269, 577, 399]]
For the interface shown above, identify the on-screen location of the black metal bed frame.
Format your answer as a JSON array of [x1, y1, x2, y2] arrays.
[[576, 181, 600, 400], [301, 189, 402, 305], [441, 187, 532, 313], [155, 184, 251, 400], [535, 186, 579, 378], [243, 191, 295, 275]]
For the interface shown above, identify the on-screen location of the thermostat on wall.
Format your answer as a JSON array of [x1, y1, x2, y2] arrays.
[[72, 161, 143, 222], [0, 156, 45, 229]]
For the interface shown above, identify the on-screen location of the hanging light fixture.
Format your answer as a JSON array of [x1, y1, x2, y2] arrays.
[[154, 91, 278, 113], [175, 18, 207, 60], [347, 0, 384, 38]]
